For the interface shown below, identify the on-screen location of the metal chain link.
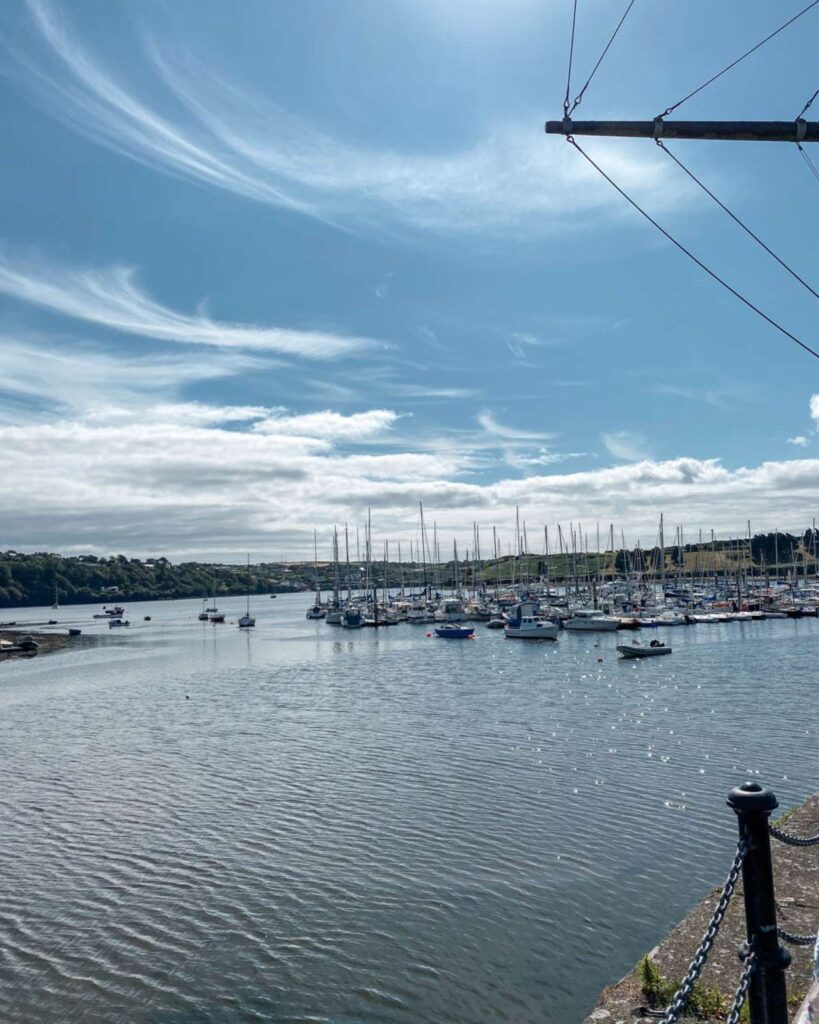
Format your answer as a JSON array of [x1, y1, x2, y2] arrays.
[[661, 838, 747, 1024], [769, 823, 819, 847], [779, 927, 819, 946], [725, 949, 756, 1024]]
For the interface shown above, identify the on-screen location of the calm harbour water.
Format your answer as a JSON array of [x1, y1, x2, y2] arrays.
[[0, 594, 816, 1024]]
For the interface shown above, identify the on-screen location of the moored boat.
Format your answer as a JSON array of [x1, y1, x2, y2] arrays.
[[434, 624, 475, 639], [564, 610, 620, 631], [617, 641, 671, 658], [503, 601, 558, 640]]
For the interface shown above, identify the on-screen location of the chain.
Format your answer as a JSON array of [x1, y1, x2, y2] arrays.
[[660, 838, 747, 1024], [779, 927, 818, 946], [769, 823, 819, 847], [725, 949, 756, 1024]]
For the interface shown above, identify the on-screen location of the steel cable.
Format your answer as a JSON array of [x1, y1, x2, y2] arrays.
[[659, 0, 819, 118], [656, 138, 819, 300], [797, 87, 819, 121], [564, 0, 579, 116], [565, 136, 819, 360], [568, 0, 638, 115]]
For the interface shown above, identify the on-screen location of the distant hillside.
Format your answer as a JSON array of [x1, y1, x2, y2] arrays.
[[0, 553, 310, 608]]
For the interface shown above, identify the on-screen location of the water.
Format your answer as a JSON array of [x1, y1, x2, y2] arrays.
[[1, 595, 816, 1023]]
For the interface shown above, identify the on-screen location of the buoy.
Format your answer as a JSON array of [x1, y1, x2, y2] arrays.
[[185, 695, 190, 699], [597, 657, 603, 663], [425, 632, 432, 638]]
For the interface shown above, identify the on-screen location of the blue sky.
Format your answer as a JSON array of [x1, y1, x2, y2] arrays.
[[0, 0, 817, 559]]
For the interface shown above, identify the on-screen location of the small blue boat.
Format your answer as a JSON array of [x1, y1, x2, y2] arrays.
[[434, 625, 475, 639]]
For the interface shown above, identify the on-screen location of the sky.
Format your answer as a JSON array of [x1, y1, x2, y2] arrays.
[[0, 0, 818, 561]]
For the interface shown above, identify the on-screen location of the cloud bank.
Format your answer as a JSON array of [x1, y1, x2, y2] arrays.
[[1, 401, 817, 559]]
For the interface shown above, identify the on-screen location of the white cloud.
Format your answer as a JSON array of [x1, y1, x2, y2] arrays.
[[8, 0, 694, 235], [602, 430, 651, 462], [477, 410, 554, 441], [0, 253, 377, 358], [810, 394, 819, 423], [787, 435, 809, 447], [253, 409, 399, 440]]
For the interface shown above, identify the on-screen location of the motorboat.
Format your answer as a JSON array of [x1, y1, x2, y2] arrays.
[[505, 616, 558, 640], [503, 602, 558, 640], [108, 618, 130, 628], [434, 623, 474, 639], [617, 641, 671, 658], [564, 610, 620, 631], [408, 602, 437, 623], [486, 617, 506, 629], [434, 598, 467, 623]]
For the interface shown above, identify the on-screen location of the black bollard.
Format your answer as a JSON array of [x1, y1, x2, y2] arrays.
[[727, 782, 790, 1024]]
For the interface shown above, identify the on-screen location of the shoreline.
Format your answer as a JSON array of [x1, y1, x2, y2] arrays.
[[0, 629, 98, 661]]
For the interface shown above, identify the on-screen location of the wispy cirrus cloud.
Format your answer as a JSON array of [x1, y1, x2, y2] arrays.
[[477, 410, 554, 442], [6, 0, 694, 236], [0, 332, 266, 418], [0, 252, 377, 358]]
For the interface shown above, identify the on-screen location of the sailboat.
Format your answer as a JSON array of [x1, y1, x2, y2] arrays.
[[306, 530, 326, 619], [198, 588, 209, 621], [326, 529, 343, 624], [238, 555, 256, 628]]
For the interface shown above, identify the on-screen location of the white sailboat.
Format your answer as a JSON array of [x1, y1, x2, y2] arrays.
[[238, 555, 256, 628]]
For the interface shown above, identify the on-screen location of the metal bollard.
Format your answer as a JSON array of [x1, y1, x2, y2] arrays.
[[727, 782, 791, 1024]]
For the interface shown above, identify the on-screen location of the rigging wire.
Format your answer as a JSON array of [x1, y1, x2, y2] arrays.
[[563, 0, 579, 115], [565, 135, 819, 360], [797, 143, 819, 181], [658, 0, 819, 118], [655, 138, 819, 300], [568, 0, 638, 115], [796, 86, 819, 120]]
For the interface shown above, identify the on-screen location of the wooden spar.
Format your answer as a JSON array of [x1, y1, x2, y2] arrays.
[[545, 119, 819, 143]]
